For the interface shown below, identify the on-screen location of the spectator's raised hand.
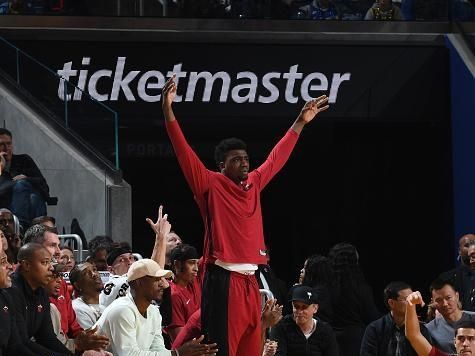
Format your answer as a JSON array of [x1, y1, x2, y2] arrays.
[[406, 291, 425, 307], [262, 299, 283, 329], [146, 205, 172, 242], [178, 335, 218, 356]]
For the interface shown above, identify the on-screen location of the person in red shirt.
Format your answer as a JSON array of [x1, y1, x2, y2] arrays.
[[167, 244, 202, 342], [162, 74, 329, 356]]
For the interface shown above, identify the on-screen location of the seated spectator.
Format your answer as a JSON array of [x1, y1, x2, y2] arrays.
[[46, 262, 110, 354], [405, 290, 475, 356], [328, 242, 381, 356], [101, 205, 172, 307], [0, 227, 8, 254], [167, 243, 202, 342], [46, 263, 109, 352], [70, 262, 106, 330], [165, 231, 182, 269], [95, 258, 218, 356], [297, 0, 340, 19], [60, 245, 76, 272], [99, 244, 134, 307], [425, 278, 475, 353], [87, 235, 114, 272], [360, 280, 432, 356], [270, 285, 339, 356], [0, 232, 28, 355], [0, 128, 50, 229], [364, 0, 404, 19], [47, 262, 75, 351], [24, 223, 83, 340], [439, 239, 475, 311], [0, 208, 21, 263], [31, 215, 56, 228], [8, 242, 72, 355], [298, 254, 335, 324]]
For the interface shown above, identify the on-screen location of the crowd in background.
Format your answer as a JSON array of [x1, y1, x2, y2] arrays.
[[3, 120, 475, 356], [0, 0, 473, 21]]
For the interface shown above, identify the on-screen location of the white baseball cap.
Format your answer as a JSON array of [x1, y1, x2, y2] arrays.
[[127, 259, 173, 282]]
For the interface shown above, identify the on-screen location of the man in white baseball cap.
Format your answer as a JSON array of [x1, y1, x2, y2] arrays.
[[95, 259, 218, 356]]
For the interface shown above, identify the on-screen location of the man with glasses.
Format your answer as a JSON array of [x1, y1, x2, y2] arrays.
[[406, 290, 475, 356], [425, 278, 475, 354], [360, 281, 432, 356]]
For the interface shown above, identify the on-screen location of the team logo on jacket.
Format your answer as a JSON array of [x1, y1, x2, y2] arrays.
[[2, 305, 7, 313]]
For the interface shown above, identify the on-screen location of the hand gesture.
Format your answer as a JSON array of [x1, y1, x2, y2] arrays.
[[146, 205, 172, 243], [162, 74, 177, 109], [262, 339, 278, 356], [406, 291, 425, 307], [298, 95, 329, 124], [75, 326, 110, 352], [262, 299, 283, 329], [178, 335, 218, 356]]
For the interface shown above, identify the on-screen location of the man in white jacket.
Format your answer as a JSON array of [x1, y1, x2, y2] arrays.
[[95, 259, 218, 356]]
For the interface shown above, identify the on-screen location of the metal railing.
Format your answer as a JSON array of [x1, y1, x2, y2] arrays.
[[58, 233, 85, 262], [0, 36, 121, 170]]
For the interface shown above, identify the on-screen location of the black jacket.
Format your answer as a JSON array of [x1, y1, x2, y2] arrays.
[[0, 289, 38, 356], [270, 314, 339, 356], [360, 313, 432, 356], [6, 154, 50, 199], [8, 271, 71, 356]]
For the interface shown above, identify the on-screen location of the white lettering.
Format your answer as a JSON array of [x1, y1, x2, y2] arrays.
[[258, 72, 281, 103], [329, 73, 351, 104], [231, 72, 258, 103], [57, 61, 77, 101], [88, 69, 112, 101], [301, 73, 328, 101], [283, 65, 303, 104], [186, 71, 231, 102], [57, 58, 351, 105], [137, 71, 165, 102], [110, 57, 140, 101]]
